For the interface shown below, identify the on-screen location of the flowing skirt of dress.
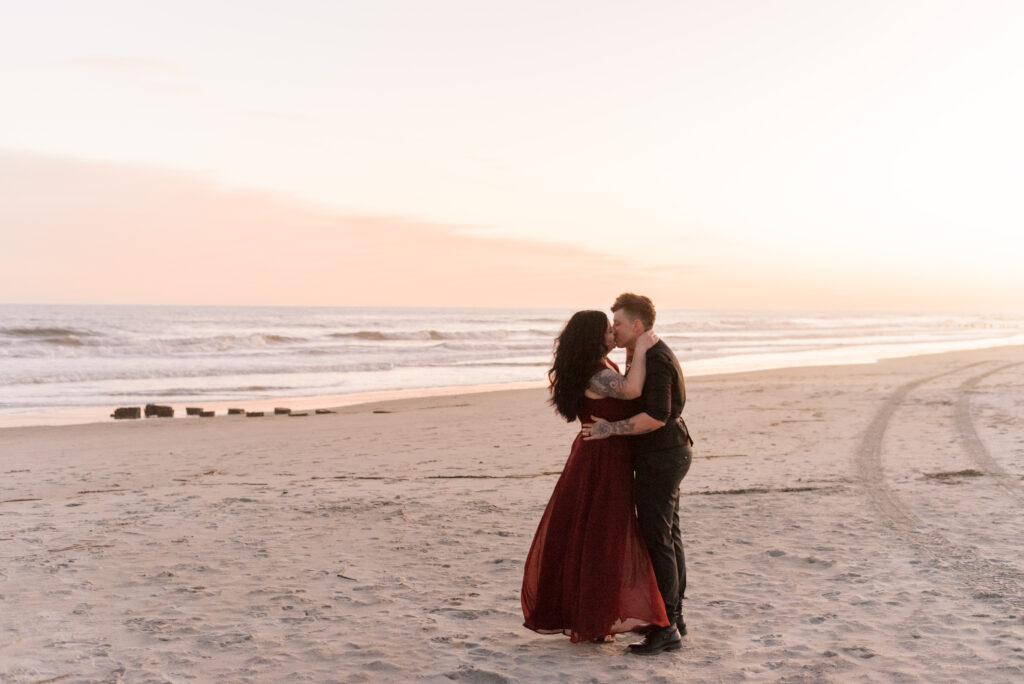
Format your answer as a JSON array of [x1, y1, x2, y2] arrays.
[[521, 400, 668, 642]]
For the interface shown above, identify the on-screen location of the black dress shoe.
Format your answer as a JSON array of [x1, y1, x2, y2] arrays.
[[628, 625, 682, 655], [636, 615, 687, 637]]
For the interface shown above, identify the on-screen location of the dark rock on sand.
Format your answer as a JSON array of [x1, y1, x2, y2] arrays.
[[111, 407, 141, 420], [145, 404, 174, 418]]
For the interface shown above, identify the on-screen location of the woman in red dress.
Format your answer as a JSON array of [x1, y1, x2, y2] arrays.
[[521, 310, 669, 643]]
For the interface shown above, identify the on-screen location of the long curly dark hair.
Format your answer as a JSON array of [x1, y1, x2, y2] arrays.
[[549, 310, 610, 421]]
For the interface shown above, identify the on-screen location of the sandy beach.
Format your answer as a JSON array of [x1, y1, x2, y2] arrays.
[[2, 345, 1023, 683]]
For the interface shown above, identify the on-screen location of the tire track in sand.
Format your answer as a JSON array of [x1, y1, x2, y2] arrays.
[[955, 362, 1024, 506], [855, 362, 1024, 608]]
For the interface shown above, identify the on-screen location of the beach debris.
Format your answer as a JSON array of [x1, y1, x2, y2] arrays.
[[145, 404, 174, 418], [315, 409, 336, 414], [274, 407, 292, 415], [289, 412, 309, 417], [33, 674, 73, 683], [372, 410, 392, 414], [227, 408, 245, 415], [111, 407, 141, 420], [185, 407, 204, 416], [200, 410, 215, 418], [246, 411, 264, 417], [691, 485, 841, 496], [923, 469, 985, 483]]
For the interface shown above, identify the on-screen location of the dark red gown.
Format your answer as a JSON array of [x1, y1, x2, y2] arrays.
[[521, 375, 669, 642]]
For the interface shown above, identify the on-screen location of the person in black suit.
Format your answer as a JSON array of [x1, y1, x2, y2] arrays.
[[582, 293, 693, 655]]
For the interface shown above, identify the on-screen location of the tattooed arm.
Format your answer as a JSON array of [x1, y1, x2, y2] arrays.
[[586, 331, 657, 400], [580, 412, 665, 440]]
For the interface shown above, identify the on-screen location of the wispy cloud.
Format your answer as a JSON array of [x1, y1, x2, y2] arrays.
[[0, 150, 664, 307]]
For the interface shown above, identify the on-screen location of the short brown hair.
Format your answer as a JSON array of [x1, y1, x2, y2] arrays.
[[611, 293, 655, 329]]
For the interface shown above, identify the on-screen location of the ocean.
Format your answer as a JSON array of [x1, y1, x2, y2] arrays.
[[2, 304, 1023, 427]]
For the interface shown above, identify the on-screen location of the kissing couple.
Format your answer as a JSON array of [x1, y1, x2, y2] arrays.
[[521, 293, 693, 655]]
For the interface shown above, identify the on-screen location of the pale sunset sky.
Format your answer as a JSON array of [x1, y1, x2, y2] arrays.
[[1, 1, 1022, 312]]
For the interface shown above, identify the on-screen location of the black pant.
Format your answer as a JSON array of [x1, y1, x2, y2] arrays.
[[633, 443, 692, 620]]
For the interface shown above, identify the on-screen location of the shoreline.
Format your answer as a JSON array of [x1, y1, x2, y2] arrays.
[[4, 334, 1024, 430], [0, 380, 548, 430]]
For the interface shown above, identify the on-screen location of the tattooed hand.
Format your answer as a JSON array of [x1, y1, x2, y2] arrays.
[[580, 416, 612, 440], [582, 413, 664, 440]]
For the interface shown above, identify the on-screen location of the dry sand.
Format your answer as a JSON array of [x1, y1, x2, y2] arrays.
[[1, 346, 1023, 682]]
